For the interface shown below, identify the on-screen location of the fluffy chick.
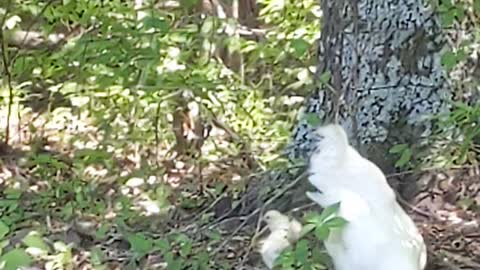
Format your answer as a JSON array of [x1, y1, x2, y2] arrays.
[[260, 210, 302, 269], [306, 124, 427, 270]]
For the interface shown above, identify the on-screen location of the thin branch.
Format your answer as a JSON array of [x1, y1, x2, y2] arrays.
[[0, 0, 13, 144], [211, 171, 307, 255]]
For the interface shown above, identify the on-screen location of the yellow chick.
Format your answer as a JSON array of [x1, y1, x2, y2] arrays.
[[259, 210, 302, 269]]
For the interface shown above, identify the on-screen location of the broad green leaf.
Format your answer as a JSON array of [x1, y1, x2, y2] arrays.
[[299, 223, 316, 237], [317, 202, 341, 222], [143, 17, 169, 32], [4, 189, 21, 199], [0, 221, 9, 240], [441, 51, 458, 70], [95, 225, 110, 240], [290, 39, 310, 58], [164, 252, 183, 270], [154, 239, 170, 252], [201, 17, 215, 34], [304, 113, 322, 127], [395, 148, 412, 168], [440, 9, 456, 27], [475, 0, 480, 13], [314, 225, 330, 240], [319, 71, 331, 84], [294, 239, 309, 264], [22, 232, 50, 253], [180, 0, 198, 10], [389, 144, 407, 154], [0, 248, 33, 270], [324, 217, 348, 229], [127, 233, 153, 255], [179, 239, 192, 258]]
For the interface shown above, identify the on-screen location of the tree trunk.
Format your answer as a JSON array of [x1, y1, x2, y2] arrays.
[[287, 0, 451, 173]]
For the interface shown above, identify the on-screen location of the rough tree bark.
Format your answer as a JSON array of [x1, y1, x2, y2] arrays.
[[287, 0, 451, 174]]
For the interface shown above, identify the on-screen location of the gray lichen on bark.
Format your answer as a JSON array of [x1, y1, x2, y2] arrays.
[[287, 0, 452, 161]]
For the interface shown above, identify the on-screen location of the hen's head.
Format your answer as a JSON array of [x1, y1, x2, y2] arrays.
[[310, 123, 349, 163]]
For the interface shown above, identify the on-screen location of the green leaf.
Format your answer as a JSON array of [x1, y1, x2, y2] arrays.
[[324, 217, 348, 229], [4, 189, 21, 199], [154, 239, 170, 252], [0, 221, 9, 240], [294, 239, 309, 264], [317, 202, 341, 222], [164, 252, 183, 270], [74, 149, 111, 166], [395, 148, 412, 168], [319, 71, 331, 84], [22, 232, 50, 253], [299, 223, 316, 237], [290, 39, 310, 58], [179, 239, 192, 258], [126, 233, 153, 256], [389, 144, 407, 154], [440, 9, 456, 27], [95, 224, 110, 240], [304, 113, 322, 127], [314, 225, 330, 240], [441, 51, 459, 70], [475, 0, 480, 13], [180, 0, 198, 10], [192, 251, 209, 268], [143, 17, 169, 32], [201, 17, 216, 34], [0, 249, 33, 270]]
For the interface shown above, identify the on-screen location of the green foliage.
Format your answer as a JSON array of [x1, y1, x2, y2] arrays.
[[441, 50, 467, 71], [436, 102, 480, 165], [22, 232, 51, 255], [275, 204, 347, 269], [126, 233, 154, 258], [389, 143, 413, 168], [304, 203, 347, 240], [0, 222, 9, 240], [0, 249, 33, 270], [277, 239, 330, 270]]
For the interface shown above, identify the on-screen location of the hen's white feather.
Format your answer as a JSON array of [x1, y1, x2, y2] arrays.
[[307, 124, 427, 270]]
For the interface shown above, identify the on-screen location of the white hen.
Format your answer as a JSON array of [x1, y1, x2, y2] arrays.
[[306, 124, 427, 270], [260, 210, 302, 269]]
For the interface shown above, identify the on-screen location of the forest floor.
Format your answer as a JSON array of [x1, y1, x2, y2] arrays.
[[0, 107, 479, 270]]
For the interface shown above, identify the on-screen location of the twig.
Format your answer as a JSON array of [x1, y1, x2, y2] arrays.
[[290, 202, 318, 213], [0, 0, 13, 144], [238, 204, 267, 266], [187, 194, 227, 224], [385, 163, 480, 179], [211, 171, 307, 255], [199, 166, 305, 230], [395, 192, 433, 218]]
